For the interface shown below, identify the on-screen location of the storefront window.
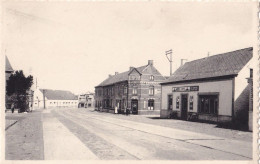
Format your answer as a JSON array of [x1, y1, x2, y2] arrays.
[[199, 95, 218, 114], [176, 96, 180, 109], [168, 95, 173, 110], [189, 96, 193, 110]]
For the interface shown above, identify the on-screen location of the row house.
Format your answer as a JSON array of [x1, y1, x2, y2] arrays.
[[95, 60, 166, 115]]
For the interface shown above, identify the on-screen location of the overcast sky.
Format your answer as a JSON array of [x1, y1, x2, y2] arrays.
[[3, 1, 256, 94]]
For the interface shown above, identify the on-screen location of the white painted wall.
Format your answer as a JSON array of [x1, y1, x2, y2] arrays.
[[234, 59, 252, 100], [33, 89, 78, 109], [161, 79, 233, 116]]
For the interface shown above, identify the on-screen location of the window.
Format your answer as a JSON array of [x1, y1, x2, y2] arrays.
[[124, 86, 127, 94], [150, 75, 154, 81], [132, 86, 137, 95], [189, 96, 193, 110], [148, 99, 154, 110], [168, 95, 173, 110], [176, 96, 180, 109], [199, 95, 218, 114], [149, 86, 154, 95]]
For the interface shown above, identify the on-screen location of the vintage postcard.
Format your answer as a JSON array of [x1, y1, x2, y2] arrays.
[[1, 0, 258, 164]]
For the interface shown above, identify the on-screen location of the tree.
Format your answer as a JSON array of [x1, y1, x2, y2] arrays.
[[6, 70, 33, 112]]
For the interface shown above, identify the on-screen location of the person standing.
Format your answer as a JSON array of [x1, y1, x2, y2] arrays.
[[11, 103, 14, 113], [114, 105, 118, 114]]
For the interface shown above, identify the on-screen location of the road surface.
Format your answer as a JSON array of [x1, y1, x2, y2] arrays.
[[40, 108, 252, 160]]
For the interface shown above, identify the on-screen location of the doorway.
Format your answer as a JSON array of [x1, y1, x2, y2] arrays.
[[131, 100, 138, 114], [181, 94, 188, 120]]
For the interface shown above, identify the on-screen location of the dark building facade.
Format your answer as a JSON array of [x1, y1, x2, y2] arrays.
[[95, 60, 166, 115]]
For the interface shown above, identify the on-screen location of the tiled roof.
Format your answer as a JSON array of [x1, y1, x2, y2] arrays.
[[96, 62, 166, 87], [5, 56, 14, 72], [39, 89, 78, 100], [162, 47, 253, 84], [97, 65, 147, 87]]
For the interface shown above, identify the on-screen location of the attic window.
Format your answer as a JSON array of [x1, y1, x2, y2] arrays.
[[150, 75, 154, 81]]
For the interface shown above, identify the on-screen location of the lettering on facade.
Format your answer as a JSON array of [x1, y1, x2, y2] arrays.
[[172, 86, 199, 92]]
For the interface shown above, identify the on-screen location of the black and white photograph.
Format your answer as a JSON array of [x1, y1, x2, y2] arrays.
[[1, 1, 258, 163]]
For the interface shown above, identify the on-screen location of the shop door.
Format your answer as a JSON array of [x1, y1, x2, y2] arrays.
[[131, 100, 138, 114], [181, 94, 188, 120]]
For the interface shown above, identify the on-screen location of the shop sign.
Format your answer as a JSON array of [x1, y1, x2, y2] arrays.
[[172, 86, 199, 92]]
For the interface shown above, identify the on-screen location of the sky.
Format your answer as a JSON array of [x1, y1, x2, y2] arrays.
[[2, 1, 256, 94]]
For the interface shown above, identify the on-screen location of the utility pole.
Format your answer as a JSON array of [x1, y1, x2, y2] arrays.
[[165, 49, 173, 76]]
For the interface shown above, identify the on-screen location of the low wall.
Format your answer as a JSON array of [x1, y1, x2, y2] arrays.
[[138, 110, 160, 115], [160, 109, 171, 118]]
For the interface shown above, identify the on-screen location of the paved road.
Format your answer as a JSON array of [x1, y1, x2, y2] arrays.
[[41, 108, 252, 160]]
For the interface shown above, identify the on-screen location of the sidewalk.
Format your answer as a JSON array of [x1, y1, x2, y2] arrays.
[[5, 110, 44, 160], [42, 110, 98, 160]]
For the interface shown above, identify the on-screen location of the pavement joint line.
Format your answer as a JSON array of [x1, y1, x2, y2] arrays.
[[184, 139, 225, 141], [54, 111, 142, 160], [5, 120, 18, 131], [63, 109, 252, 160]]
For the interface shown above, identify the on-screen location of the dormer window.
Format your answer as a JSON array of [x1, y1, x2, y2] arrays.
[[150, 75, 154, 81]]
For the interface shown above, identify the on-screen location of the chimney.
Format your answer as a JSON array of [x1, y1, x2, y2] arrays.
[[129, 67, 134, 71], [115, 72, 119, 75], [250, 68, 253, 78], [148, 60, 153, 65]]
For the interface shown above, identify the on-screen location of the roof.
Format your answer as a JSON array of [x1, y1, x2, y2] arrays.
[[39, 89, 78, 100], [96, 63, 165, 87], [5, 56, 14, 72], [162, 47, 253, 84]]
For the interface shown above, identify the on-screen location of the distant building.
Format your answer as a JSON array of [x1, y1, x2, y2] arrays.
[[95, 60, 166, 115], [33, 89, 78, 109], [78, 92, 95, 108], [5, 56, 14, 109], [160, 47, 253, 129], [5, 56, 14, 84]]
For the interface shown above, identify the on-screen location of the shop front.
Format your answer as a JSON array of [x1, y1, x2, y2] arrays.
[[161, 79, 233, 123]]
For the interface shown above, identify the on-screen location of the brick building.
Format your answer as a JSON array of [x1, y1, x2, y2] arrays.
[[95, 60, 166, 115], [160, 47, 253, 129]]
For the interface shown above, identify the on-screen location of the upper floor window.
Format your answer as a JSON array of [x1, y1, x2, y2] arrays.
[[150, 75, 154, 81], [149, 86, 154, 95], [124, 86, 127, 94], [132, 86, 137, 95]]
